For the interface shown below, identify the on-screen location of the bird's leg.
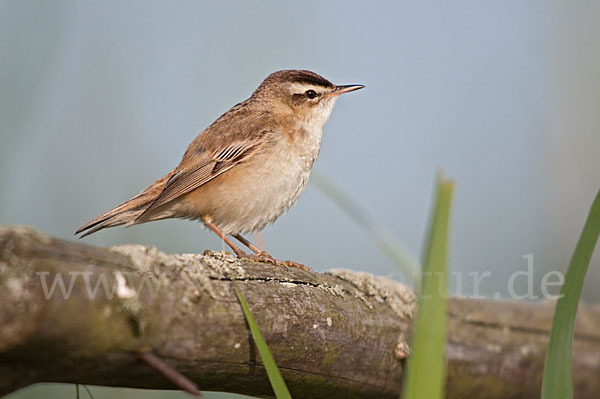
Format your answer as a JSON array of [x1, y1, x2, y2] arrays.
[[232, 233, 277, 265], [201, 215, 246, 258], [233, 234, 262, 254], [202, 219, 311, 271], [233, 234, 311, 271]]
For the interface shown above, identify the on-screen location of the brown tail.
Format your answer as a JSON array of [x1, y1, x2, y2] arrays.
[[75, 175, 170, 238]]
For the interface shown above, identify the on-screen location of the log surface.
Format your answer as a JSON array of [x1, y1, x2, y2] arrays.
[[0, 225, 599, 398]]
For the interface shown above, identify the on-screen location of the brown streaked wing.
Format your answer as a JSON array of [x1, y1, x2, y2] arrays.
[[137, 141, 258, 217]]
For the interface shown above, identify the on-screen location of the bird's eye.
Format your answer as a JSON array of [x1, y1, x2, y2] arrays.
[[305, 89, 317, 99]]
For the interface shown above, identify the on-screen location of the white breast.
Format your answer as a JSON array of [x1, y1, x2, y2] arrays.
[[213, 96, 339, 234]]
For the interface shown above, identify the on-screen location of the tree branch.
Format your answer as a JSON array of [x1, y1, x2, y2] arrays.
[[1, 225, 599, 398]]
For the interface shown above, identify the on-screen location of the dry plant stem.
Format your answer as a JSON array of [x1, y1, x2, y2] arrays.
[[82, 385, 95, 399], [1, 225, 600, 399], [139, 350, 202, 397]]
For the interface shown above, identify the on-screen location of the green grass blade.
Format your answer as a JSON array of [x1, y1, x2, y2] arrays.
[[402, 173, 454, 399], [233, 281, 292, 399], [541, 189, 600, 399], [311, 171, 421, 284]]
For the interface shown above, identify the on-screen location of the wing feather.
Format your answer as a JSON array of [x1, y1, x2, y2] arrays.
[[136, 140, 259, 218]]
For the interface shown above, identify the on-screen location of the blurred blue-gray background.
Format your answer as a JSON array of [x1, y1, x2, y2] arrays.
[[2, 1, 599, 397]]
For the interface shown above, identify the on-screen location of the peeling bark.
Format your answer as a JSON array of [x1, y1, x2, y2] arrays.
[[0, 225, 599, 398]]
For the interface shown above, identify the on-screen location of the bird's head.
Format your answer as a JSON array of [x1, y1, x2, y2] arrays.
[[252, 70, 364, 129]]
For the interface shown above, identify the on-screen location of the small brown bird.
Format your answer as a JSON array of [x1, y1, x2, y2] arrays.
[[76, 70, 363, 269]]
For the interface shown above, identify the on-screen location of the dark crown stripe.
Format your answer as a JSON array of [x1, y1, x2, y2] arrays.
[[264, 70, 334, 88], [287, 70, 334, 88]]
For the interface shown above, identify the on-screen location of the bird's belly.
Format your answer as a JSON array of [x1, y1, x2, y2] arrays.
[[179, 146, 315, 234]]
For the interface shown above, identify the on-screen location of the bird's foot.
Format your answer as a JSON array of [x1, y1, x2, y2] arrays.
[[241, 252, 312, 271], [279, 259, 312, 271], [243, 251, 277, 265]]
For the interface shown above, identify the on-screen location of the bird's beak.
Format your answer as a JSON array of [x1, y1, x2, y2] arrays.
[[323, 84, 365, 98]]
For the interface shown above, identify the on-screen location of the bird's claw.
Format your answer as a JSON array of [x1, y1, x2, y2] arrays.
[[244, 252, 277, 265], [280, 260, 312, 271], [241, 252, 312, 271]]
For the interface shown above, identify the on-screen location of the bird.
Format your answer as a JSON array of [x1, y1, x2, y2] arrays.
[[76, 69, 364, 270]]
